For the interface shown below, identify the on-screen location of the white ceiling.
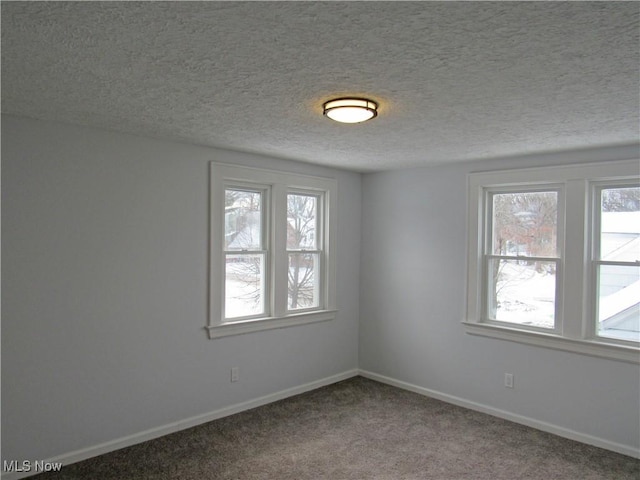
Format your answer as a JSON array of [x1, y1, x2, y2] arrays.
[[2, 2, 638, 172]]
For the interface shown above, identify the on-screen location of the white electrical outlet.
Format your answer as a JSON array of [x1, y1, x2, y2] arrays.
[[231, 367, 239, 383], [504, 373, 514, 388]]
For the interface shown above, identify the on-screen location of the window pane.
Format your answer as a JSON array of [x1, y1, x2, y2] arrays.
[[288, 253, 319, 310], [492, 191, 558, 257], [287, 194, 318, 250], [225, 189, 262, 250], [225, 254, 265, 318], [488, 258, 556, 328], [596, 265, 640, 342], [600, 187, 640, 261]]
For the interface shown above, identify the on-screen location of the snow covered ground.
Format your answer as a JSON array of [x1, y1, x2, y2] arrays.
[[493, 261, 555, 329]]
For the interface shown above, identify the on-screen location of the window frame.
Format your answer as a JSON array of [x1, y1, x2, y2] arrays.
[[208, 163, 337, 338], [464, 160, 639, 363], [223, 183, 270, 321], [482, 185, 564, 335], [589, 180, 640, 346], [286, 189, 324, 313]]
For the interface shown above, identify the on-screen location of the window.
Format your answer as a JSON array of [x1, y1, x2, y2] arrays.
[[209, 163, 337, 338], [593, 184, 640, 343], [287, 192, 321, 311], [465, 160, 639, 363], [487, 189, 561, 331], [224, 187, 268, 319]]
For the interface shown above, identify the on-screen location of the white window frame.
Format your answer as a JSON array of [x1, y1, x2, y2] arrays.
[[286, 189, 324, 314], [482, 185, 564, 335], [223, 183, 270, 321], [589, 180, 640, 345], [464, 159, 639, 363], [208, 163, 337, 338]]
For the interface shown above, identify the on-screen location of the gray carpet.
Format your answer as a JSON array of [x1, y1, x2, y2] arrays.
[[29, 377, 639, 479]]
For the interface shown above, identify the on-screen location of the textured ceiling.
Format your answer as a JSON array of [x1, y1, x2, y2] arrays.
[[2, 2, 639, 171]]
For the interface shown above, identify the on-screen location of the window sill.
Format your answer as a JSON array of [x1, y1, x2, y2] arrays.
[[207, 310, 337, 339], [462, 321, 640, 364]]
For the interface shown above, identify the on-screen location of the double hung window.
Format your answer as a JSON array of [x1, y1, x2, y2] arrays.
[[593, 184, 640, 343], [224, 187, 268, 320], [465, 160, 639, 362], [485, 188, 561, 331], [287, 192, 322, 311], [209, 163, 337, 338]]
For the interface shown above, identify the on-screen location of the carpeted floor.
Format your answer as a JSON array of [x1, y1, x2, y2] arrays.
[[28, 376, 639, 479]]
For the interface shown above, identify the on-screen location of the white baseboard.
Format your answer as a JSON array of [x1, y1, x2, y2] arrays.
[[4, 367, 637, 480], [1, 369, 359, 480], [358, 369, 640, 460]]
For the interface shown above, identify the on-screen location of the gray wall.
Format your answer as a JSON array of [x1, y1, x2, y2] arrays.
[[1, 115, 361, 462], [3, 113, 639, 463], [359, 146, 640, 451]]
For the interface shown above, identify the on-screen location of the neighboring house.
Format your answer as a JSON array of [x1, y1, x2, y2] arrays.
[[225, 207, 261, 251], [599, 212, 640, 341]]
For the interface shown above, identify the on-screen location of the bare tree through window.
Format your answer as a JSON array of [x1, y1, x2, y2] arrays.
[[287, 194, 320, 310], [489, 191, 558, 327], [224, 189, 265, 318]]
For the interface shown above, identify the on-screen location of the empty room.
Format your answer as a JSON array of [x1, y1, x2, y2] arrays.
[[2, 2, 639, 479]]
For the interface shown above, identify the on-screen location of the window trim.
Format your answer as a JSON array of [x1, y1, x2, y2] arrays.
[[464, 159, 639, 363], [208, 163, 337, 339]]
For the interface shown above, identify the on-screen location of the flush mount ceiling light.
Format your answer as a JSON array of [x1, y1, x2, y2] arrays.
[[323, 98, 378, 124]]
